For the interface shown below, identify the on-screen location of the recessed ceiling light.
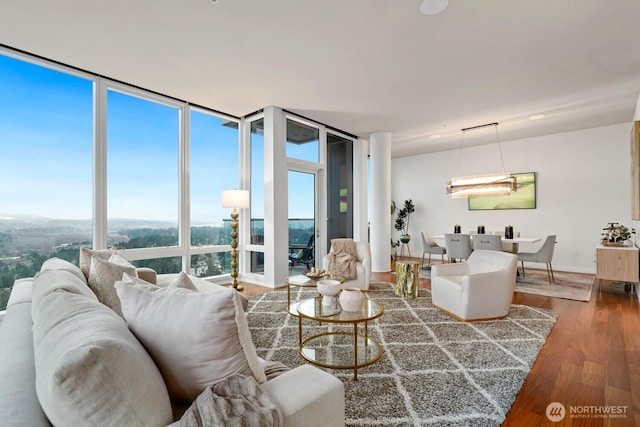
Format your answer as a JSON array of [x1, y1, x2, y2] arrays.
[[210, 0, 220, 4], [430, 134, 442, 139], [528, 114, 545, 120], [420, 0, 449, 15]]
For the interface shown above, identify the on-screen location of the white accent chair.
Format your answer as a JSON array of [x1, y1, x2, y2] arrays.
[[322, 241, 372, 290], [431, 250, 518, 321]]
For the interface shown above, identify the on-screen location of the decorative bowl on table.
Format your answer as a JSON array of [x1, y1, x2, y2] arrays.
[[317, 279, 341, 306], [303, 269, 329, 280]]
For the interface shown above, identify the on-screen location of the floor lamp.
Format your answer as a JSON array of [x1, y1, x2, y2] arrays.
[[222, 189, 250, 291]]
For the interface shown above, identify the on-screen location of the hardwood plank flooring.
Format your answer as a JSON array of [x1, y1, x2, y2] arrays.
[[237, 258, 640, 426]]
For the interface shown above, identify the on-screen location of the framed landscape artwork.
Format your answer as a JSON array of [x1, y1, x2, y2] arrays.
[[468, 172, 536, 210]]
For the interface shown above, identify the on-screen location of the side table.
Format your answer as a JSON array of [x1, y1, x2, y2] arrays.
[[395, 260, 420, 298]]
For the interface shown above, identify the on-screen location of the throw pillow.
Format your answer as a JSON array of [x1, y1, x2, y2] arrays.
[[109, 251, 137, 269], [169, 271, 199, 291], [121, 272, 156, 286], [178, 374, 282, 427], [33, 288, 173, 427], [79, 247, 114, 279], [88, 257, 137, 316], [114, 280, 266, 402]]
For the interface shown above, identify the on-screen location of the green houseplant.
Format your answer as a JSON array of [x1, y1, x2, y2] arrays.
[[601, 222, 635, 246], [394, 199, 415, 243]]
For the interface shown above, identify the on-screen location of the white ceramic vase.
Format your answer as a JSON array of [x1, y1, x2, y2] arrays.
[[339, 287, 364, 311]]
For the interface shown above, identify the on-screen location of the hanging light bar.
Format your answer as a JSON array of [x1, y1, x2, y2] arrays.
[[446, 122, 517, 198], [446, 173, 517, 198]]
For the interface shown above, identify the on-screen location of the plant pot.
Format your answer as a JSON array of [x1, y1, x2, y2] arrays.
[[339, 287, 364, 312], [400, 234, 411, 244]]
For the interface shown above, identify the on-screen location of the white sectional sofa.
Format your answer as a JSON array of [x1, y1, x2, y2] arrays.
[[0, 255, 345, 426]]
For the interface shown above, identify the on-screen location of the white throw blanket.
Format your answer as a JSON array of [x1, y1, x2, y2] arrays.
[[178, 374, 283, 427]]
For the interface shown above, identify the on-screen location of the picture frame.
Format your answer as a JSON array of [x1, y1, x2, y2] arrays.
[[468, 172, 536, 210]]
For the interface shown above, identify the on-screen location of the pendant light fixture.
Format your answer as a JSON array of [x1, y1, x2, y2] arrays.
[[446, 122, 517, 198], [420, 0, 449, 15]]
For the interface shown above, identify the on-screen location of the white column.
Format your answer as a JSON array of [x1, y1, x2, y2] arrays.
[[370, 132, 392, 272], [263, 106, 289, 288]]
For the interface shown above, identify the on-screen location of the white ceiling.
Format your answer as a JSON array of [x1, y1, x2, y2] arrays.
[[1, 0, 639, 157]]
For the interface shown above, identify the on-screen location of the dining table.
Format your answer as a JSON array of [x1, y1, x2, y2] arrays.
[[432, 235, 541, 254]]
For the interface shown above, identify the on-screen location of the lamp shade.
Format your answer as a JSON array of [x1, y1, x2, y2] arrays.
[[221, 189, 250, 208], [420, 0, 449, 15]]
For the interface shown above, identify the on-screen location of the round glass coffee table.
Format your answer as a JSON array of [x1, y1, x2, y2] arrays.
[[297, 297, 384, 380]]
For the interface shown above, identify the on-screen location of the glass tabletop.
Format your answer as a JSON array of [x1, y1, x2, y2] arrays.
[[297, 297, 384, 323]]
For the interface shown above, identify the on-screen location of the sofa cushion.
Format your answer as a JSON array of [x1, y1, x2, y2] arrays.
[[33, 288, 173, 427], [41, 257, 86, 283], [88, 257, 137, 316], [0, 303, 52, 427], [31, 269, 97, 324], [79, 247, 114, 279], [114, 280, 266, 402]]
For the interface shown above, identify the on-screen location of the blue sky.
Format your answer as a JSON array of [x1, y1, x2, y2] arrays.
[[0, 53, 316, 224]]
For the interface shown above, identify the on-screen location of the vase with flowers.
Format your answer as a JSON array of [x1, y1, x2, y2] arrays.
[[601, 222, 635, 246]]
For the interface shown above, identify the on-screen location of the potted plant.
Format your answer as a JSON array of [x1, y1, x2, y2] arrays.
[[394, 199, 415, 243], [390, 202, 400, 259], [601, 222, 635, 246]]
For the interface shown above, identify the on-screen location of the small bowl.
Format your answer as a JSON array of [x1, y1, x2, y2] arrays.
[[317, 279, 341, 306]]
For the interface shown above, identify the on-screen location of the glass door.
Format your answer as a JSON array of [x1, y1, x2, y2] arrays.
[[288, 170, 317, 274]]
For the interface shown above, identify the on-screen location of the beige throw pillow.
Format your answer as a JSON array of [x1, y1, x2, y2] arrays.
[[33, 289, 173, 427], [88, 257, 137, 316], [114, 281, 266, 402], [79, 247, 114, 279], [109, 251, 137, 269]]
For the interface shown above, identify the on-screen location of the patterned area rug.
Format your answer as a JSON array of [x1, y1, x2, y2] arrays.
[[247, 281, 558, 426], [420, 267, 594, 302]]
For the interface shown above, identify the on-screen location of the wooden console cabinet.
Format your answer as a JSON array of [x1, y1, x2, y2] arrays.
[[595, 244, 639, 283]]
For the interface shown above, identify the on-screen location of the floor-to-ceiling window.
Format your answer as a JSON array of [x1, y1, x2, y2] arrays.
[[286, 118, 320, 273], [189, 110, 239, 277], [106, 88, 182, 273], [0, 52, 93, 310], [249, 118, 265, 273], [0, 49, 244, 312], [327, 132, 353, 246]]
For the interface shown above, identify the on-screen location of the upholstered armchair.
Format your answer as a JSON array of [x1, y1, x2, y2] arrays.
[[322, 241, 372, 290], [430, 250, 518, 321]]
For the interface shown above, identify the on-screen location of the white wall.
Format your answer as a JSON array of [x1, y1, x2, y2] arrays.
[[392, 122, 634, 273]]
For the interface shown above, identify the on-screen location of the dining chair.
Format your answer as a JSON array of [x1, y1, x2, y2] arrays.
[[472, 234, 503, 251], [420, 231, 446, 267], [444, 233, 473, 263], [517, 235, 557, 283]]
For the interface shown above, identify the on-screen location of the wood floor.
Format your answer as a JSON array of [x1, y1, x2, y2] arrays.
[[239, 259, 640, 426]]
